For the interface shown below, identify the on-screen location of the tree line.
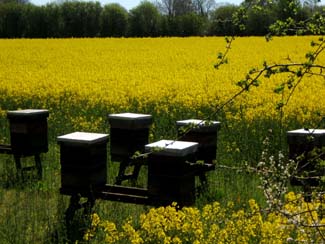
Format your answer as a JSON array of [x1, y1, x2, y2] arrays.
[[0, 0, 324, 38]]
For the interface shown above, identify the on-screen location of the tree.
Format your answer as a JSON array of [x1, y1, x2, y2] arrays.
[[177, 12, 206, 36], [174, 0, 193, 15], [82, 1, 102, 37], [192, 0, 216, 16], [100, 3, 128, 37], [43, 3, 63, 37], [22, 4, 47, 38], [156, 0, 194, 17], [0, 2, 24, 37], [59, 1, 101, 37], [275, 0, 302, 21], [60, 1, 83, 37], [245, 3, 276, 35], [208, 4, 239, 36], [155, 0, 175, 16], [0, 0, 29, 4], [128, 1, 161, 37]]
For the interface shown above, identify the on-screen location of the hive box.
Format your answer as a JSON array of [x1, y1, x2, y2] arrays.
[[7, 109, 49, 156], [287, 128, 325, 186], [145, 140, 198, 206], [57, 132, 109, 193], [108, 112, 152, 160], [176, 119, 221, 164]]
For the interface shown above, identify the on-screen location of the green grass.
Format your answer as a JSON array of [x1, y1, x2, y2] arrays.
[[0, 101, 309, 243]]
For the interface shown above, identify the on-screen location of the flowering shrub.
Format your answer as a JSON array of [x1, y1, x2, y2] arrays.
[[253, 136, 296, 210], [84, 192, 325, 243]]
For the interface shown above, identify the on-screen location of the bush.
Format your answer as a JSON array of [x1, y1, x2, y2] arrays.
[[84, 192, 325, 243]]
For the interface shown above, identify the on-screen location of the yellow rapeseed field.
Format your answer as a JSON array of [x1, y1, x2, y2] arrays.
[[85, 192, 325, 243], [1, 37, 325, 244], [0, 37, 324, 132]]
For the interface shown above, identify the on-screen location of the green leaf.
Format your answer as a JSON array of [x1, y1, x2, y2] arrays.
[[252, 79, 260, 87], [296, 69, 303, 77], [276, 100, 284, 110], [274, 84, 285, 94], [249, 68, 257, 74]]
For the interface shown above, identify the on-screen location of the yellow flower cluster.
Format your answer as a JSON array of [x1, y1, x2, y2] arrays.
[[84, 192, 325, 243], [0, 37, 324, 134], [84, 213, 120, 243]]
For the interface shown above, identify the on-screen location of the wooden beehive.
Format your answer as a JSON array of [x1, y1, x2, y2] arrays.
[[176, 119, 220, 164], [7, 109, 49, 156], [108, 113, 152, 160], [287, 128, 325, 186], [145, 140, 198, 206], [57, 132, 109, 193]]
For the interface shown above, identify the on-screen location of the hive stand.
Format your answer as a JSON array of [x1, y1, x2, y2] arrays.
[[176, 119, 221, 187], [58, 132, 200, 221], [58, 132, 109, 221], [108, 113, 152, 185], [145, 139, 199, 206], [0, 109, 49, 179], [58, 132, 150, 219], [287, 128, 325, 200]]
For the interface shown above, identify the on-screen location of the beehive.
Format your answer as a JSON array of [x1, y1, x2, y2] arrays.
[[145, 140, 198, 206], [176, 119, 220, 164], [108, 112, 152, 160], [57, 132, 109, 193], [287, 128, 325, 186], [7, 109, 49, 155]]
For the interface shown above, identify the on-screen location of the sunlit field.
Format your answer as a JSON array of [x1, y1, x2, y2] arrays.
[[1, 37, 324, 136], [0, 36, 324, 243]]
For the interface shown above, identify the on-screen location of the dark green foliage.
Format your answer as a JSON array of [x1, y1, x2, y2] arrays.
[[22, 4, 47, 38], [100, 3, 128, 37], [0, 0, 324, 38], [176, 12, 207, 36], [59, 1, 101, 37], [208, 5, 239, 36], [0, 3, 25, 38], [128, 1, 161, 37]]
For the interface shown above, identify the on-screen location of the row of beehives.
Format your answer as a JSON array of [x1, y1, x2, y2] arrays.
[[0, 109, 222, 206], [1, 109, 325, 206], [58, 112, 222, 206]]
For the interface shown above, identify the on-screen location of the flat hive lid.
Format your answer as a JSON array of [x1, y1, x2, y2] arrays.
[[145, 139, 198, 157], [57, 132, 109, 145], [287, 129, 325, 144], [287, 129, 325, 136], [7, 109, 49, 119], [108, 112, 152, 129], [176, 119, 221, 132]]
